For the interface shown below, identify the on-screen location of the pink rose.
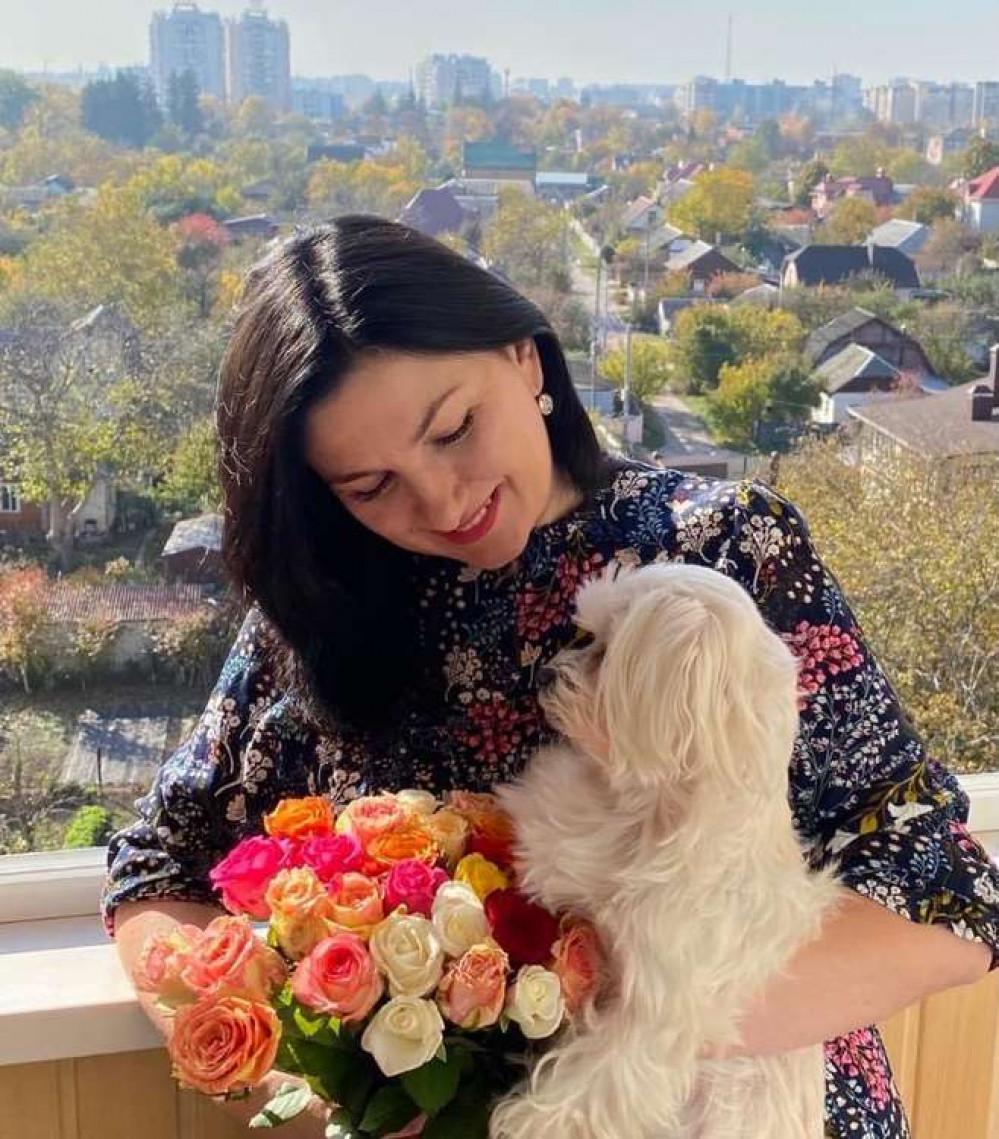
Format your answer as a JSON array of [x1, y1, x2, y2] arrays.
[[134, 923, 203, 1005], [292, 933, 385, 1023], [337, 795, 408, 850], [170, 995, 280, 1096], [266, 867, 334, 960], [383, 859, 449, 918], [551, 919, 605, 1015], [436, 943, 509, 1029], [210, 836, 297, 919], [326, 872, 385, 940], [178, 916, 287, 1003], [299, 833, 365, 882]]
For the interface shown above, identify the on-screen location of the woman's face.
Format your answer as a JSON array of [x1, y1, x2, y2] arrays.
[[304, 340, 579, 569]]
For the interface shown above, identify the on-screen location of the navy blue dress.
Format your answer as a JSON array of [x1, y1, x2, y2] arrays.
[[103, 462, 999, 1137]]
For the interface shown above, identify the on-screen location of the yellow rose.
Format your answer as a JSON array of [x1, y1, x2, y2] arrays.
[[454, 853, 508, 902]]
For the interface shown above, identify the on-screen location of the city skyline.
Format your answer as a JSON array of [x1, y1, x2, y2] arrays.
[[3, 0, 999, 88]]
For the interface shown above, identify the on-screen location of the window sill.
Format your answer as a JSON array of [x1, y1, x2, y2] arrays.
[[0, 774, 997, 1068]]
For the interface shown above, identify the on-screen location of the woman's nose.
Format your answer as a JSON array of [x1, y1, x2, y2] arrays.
[[411, 474, 464, 532]]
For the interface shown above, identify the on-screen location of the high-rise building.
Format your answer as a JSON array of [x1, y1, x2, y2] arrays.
[[974, 82, 999, 127], [226, 7, 291, 111], [149, 3, 225, 103], [414, 54, 492, 107]]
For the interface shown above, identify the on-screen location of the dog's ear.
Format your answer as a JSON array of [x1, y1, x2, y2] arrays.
[[597, 568, 800, 795]]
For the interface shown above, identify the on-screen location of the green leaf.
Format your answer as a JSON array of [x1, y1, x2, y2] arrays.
[[248, 1082, 313, 1129], [284, 1038, 375, 1120], [358, 1085, 422, 1137], [400, 1054, 463, 1116], [421, 1098, 491, 1139], [274, 985, 344, 1048]]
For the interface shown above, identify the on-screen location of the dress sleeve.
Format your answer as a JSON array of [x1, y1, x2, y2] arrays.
[[100, 608, 326, 934], [687, 478, 999, 969]]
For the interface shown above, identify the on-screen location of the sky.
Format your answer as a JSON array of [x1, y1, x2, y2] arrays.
[[3, 0, 999, 87]]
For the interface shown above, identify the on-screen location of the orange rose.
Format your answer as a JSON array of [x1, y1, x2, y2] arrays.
[[365, 821, 440, 871], [134, 923, 203, 1007], [170, 995, 280, 1096], [551, 919, 605, 1015], [447, 794, 517, 869], [424, 807, 471, 867], [265, 867, 333, 960], [327, 872, 385, 940], [263, 796, 335, 840], [336, 794, 408, 850], [178, 916, 287, 1003]]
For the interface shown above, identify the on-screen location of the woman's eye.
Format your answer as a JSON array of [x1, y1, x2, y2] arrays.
[[437, 412, 474, 447], [353, 475, 392, 502]]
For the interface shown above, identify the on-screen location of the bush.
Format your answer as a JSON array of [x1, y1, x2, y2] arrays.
[[63, 805, 114, 849]]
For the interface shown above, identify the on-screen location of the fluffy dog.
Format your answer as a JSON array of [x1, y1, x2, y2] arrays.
[[490, 563, 842, 1139]]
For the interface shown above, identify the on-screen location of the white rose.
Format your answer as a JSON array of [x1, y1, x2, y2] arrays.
[[369, 911, 444, 997], [360, 996, 444, 1077], [396, 789, 439, 815], [505, 965, 565, 1040], [431, 881, 490, 957]]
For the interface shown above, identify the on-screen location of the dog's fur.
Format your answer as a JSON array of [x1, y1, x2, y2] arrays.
[[490, 563, 841, 1139]]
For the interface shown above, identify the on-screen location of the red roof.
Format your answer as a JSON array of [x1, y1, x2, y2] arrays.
[[47, 582, 212, 624], [968, 167, 999, 201]]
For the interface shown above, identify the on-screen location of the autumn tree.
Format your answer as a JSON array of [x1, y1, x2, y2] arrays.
[[898, 186, 959, 225], [821, 196, 878, 244], [174, 213, 229, 317], [601, 336, 672, 402], [670, 167, 756, 243], [962, 136, 999, 180], [669, 305, 804, 393], [481, 189, 569, 290], [707, 353, 818, 449]]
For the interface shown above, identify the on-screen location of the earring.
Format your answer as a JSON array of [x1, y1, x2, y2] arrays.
[[537, 392, 554, 417]]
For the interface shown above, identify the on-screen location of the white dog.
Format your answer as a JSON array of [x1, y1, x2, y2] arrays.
[[490, 563, 842, 1139]]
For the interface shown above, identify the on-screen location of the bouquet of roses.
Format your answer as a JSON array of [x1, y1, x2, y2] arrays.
[[135, 790, 604, 1138]]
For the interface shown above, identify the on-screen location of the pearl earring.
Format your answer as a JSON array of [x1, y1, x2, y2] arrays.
[[537, 392, 554, 417]]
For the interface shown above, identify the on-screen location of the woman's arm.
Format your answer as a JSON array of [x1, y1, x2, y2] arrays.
[[114, 899, 329, 1135], [718, 889, 991, 1059]]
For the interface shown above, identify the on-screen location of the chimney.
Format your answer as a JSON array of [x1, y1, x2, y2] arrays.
[[970, 344, 998, 422]]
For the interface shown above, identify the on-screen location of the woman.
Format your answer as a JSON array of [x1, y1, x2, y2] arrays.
[[106, 216, 998, 1138]]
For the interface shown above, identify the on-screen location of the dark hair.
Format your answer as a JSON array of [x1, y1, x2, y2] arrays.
[[217, 215, 604, 733]]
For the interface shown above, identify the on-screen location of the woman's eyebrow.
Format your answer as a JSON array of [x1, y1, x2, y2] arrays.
[[330, 384, 462, 485]]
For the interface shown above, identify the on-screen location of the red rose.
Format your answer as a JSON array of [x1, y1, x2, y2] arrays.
[[484, 889, 560, 967]]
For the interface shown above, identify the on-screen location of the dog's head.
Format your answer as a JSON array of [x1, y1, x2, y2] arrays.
[[539, 563, 801, 794]]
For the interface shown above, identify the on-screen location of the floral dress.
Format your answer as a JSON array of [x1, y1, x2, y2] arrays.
[[103, 461, 999, 1137]]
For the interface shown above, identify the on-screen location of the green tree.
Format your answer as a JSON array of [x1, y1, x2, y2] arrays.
[[670, 305, 803, 393], [481, 190, 568, 290], [793, 159, 829, 208], [166, 69, 204, 137], [707, 353, 818, 449], [63, 805, 115, 848], [157, 418, 222, 514], [601, 336, 672, 402], [963, 136, 999, 180], [775, 439, 999, 769], [898, 187, 959, 225], [0, 70, 39, 131], [80, 71, 162, 149], [670, 167, 756, 242], [822, 196, 879, 244]]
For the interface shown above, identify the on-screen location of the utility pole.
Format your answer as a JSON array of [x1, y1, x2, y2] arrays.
[[725, 14, 734, 82]]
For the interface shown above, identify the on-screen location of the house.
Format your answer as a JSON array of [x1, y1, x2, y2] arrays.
[[848, 345, 999, 467], [1, 173, 76, 212], [733, 282, 780, 308], [161, 513, 224, 584], [0, 480, 45, 540], [868, 218, 930, 258], [622, 195, 663, 235], [811, 171, 896, 219], [306, 143, 366, 165], [958, 166, 999, 235], [398, 188, 468, 237], [806, 307, 936, 374], [535, 172, 600, 203], [782, 245, 920, 295], [221, 214, 279, 242], [811, 344, 946, 426], [664, 242, 742, 292], [461, 142, 536, 184]]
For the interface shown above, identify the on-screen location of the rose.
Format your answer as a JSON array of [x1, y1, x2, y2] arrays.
[[133, 924, 203, 1005], [551, 919, 605, 1015], [327, 872, 384, 939], [431, 882, 491, 958], [504, 965, 565, 1040], [299, 833, 365, 882], [424, 808, 470, 867], [365, 821, 440, 871], [454, 853, 508, 902], [209, 836, 297, 919], [265, 867, 332, 960], [336, 795, 408, 848], [177, 916, 286, 1003], [396, 789, 439, 815], [264, 796, 335, 840], [369, 911, 444, 997], [170, 995, 281, 1096], [360, 996, 444, 1077], [447, 792, 516, 868], [383, 859, 449, 918], [436, 943, 509, 1029], [485, 889, 560, 967], [292, 933, 384, 1023]]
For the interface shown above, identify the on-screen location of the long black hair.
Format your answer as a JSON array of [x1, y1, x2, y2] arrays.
[[217, 215, 604, 732]]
